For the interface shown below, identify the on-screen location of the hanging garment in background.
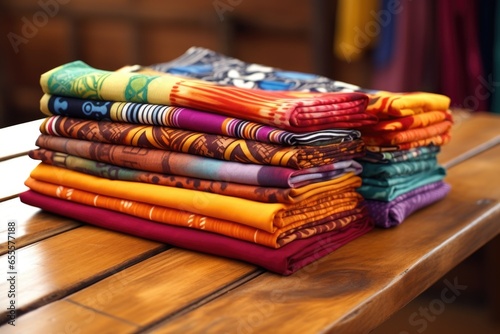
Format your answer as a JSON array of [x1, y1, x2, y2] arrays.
[[371, 0, 436, 93], [492, 0, 500, 113], [333, 0, 380, 62], [437, 0, 486, 111], [372, 0, 397, 68]]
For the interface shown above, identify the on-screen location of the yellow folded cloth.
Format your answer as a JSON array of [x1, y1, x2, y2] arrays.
[[28, 164, 362, 233], [25, 177, 362, 248], [366, 91, 451, 117]]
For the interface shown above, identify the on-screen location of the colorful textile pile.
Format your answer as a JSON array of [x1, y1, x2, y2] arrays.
[[148, 47, 452, 228], [21, 59, 376, 275], [356, 102, 452, 228], [39, 60, 375, 132]]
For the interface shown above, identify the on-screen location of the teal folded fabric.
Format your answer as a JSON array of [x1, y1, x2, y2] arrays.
[[358, 167, 447, 201], [361, 158, 438, 179]]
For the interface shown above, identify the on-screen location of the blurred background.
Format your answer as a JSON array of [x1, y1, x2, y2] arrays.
[[1, 0, 499, 332], [1, 0, 499, 128]]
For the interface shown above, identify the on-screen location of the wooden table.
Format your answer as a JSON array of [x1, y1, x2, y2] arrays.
[[1, 111, 499, 333]]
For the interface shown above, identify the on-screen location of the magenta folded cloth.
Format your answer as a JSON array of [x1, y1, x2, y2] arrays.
[[40, 94, 362, 146], [365, 181, 451, 228], [20, 190, 374, 275]]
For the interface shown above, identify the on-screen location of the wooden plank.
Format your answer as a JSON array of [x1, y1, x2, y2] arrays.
[[0, 198, 80, 255], [7, 249, 259, 332], [0, 155, 39, 202], [68, 249, 257, 327], [439, 111, 500, 168], [0, 300, 138, 333], [0, 225, 166, 322], [0, 118, 43, 161], [149, 146, 500, 333]]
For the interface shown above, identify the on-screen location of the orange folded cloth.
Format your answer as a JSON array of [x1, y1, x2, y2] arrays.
[[25, 176, 364, 248], [28, 163, 363, 233]]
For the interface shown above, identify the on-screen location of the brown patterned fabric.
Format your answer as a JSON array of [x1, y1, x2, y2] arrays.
[[40, 116, 365, 170], [29, 148, 361, 204]]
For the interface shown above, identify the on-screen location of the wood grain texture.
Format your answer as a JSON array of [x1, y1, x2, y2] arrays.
[[438, 111, 500, 168], [0, 155, 39, 201], [0, 225, 166, 323], [0, 198, 80, 255], [68, 248, 258, 327], [0, 299, 138, 334], [0, 118, 43, 161], [148, 142, 500, 333]]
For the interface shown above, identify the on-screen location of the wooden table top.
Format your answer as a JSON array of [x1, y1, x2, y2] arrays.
[[0, 111, 499, 333]]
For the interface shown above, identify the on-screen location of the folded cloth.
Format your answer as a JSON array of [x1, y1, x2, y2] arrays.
[[361, 120, 453, 147], [29, 148, 362, 204], [364, 91, 451, 118], [365, 181, 451, 228], [365, 134, 451, 152], [35, 135, 361, 188], [40, 116, 366, 170], [358, 166, 447, 201], [368, 110, 453, 131], [20, 190, 374, 275], [40, 94, 362, 146], [29, 163, 364, 233], [361, 145, 440, 163], [25, 176, 365, 248], [40, 60, 375, 132], [147, 46, 451, 116], [360, 158, 438, 179]]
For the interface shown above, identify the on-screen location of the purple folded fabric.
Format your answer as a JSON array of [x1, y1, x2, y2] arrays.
[[365, 181, 451, 228], [20, 190, 374, 275]]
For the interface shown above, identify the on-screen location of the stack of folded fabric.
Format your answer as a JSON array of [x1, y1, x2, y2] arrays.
[[354, 96, 452, 228], [21, 60, 378, 275], [148, 47, 453, 228]]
